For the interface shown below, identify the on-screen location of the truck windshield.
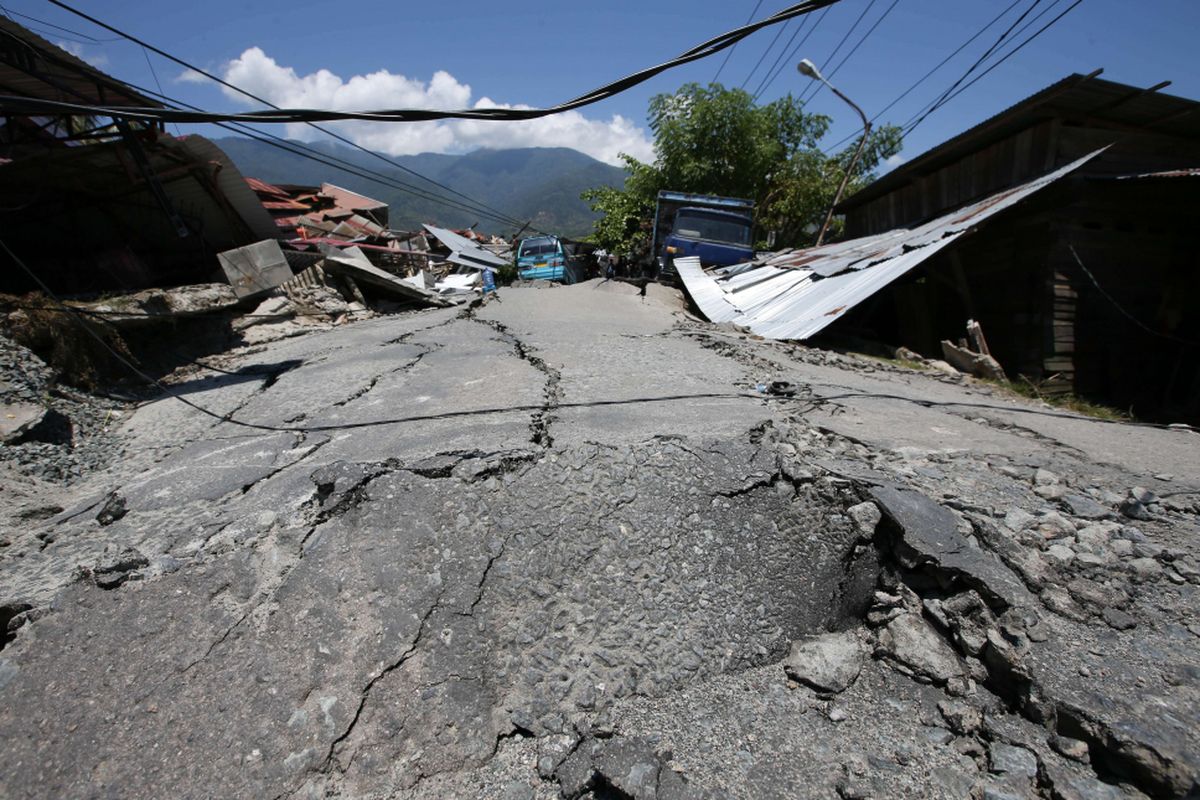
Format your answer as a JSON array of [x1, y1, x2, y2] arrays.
[[672, 211, 751, 245]]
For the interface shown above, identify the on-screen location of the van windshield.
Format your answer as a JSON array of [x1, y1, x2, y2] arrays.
[[520, 238, 559, 257], [671, 211, 751, 245]]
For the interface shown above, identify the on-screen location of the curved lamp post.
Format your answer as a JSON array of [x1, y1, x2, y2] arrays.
[[798, 58, 871, 246]]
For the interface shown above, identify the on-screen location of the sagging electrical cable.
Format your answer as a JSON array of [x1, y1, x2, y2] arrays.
[[6, 233, 1188, 436], [41, 0, 540, 232], [116, 77, 531, 228], [0, 300, 379, 321], [7, 0, 843, 124], [905, 0, 1084, 135], [0, 24, 531, 232], [820, 0, 1024, 155], [1067, 244, 1200, 349]]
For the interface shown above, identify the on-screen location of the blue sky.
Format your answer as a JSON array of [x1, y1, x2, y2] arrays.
[[7, 0, 1199, 170]]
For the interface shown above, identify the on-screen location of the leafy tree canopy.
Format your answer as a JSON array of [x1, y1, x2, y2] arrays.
[[583, 82, 901, 257]]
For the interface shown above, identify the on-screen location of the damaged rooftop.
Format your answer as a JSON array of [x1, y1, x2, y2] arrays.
[[2, 3, 1200, 800]]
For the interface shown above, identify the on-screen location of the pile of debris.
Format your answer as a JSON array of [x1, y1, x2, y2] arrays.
[[0, 331, 126, 485], [245, 178, 513, 301]]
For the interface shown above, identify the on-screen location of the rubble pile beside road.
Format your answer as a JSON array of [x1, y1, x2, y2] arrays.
[[0, 283, 1197, 799]]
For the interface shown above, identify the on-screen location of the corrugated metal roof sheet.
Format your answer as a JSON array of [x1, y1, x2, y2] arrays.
[[678, 148, 1105, 341], [423, 225, 509, 272]]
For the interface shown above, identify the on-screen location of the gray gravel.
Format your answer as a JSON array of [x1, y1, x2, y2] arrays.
[[0, 332, 130, 483]]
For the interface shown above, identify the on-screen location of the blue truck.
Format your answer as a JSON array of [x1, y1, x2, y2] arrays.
[[652, 191, 755, 281]]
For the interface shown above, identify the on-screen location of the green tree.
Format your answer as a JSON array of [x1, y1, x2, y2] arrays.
[[583, 82, 901, 257]]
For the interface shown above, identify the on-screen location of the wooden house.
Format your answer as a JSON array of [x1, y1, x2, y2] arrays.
[[833, 72, 1200, 422]]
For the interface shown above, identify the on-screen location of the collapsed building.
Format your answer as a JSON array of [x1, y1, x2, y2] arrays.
[[0, 16, 278, 295], [678, 72, 1200, 423], [0, 16, 513, 304], [0, 17, 525, 385]]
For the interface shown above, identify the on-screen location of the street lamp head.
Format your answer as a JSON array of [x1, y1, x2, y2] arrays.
[[797, 59, 824, 82]]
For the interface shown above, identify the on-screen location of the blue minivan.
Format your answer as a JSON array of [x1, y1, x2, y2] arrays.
[[516, 235, 568, 282]]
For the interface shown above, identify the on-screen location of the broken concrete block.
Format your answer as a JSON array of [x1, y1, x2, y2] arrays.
[[783, 630, 865, 694], [878, 614, 964, 685], [0, 403, 49, 443], [989, 742, 1038, 777], [218, 239, 293, 299]]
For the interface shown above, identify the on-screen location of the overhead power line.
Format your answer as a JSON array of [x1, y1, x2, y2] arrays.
[[752, 5, 831, 100], [751, 12, 812, 100], [902, 0, 1046, 131], [0, 20, 530, 230], [740, 18, 794, 90], [0, 4, 121, 42], [42, 0, 530, 232], [797, 0, 899, 103], [900, 0, 1045, 133], [116, 79, 533, 229], [8, 0, 844, 123], [820, 0, 1024, 154], [794, 0, 879, 105], [904, 0, 1083, 135], [713, 0, 764, 83]]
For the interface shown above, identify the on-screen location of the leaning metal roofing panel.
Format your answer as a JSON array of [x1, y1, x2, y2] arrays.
[[422, 225, 509, 271], [678, 149, 1105, 341], [675, 257, 740, 323]]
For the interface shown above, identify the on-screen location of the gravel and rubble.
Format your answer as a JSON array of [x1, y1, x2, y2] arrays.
[[0, 281, 1197, 799], [0, 331, 129, 486]]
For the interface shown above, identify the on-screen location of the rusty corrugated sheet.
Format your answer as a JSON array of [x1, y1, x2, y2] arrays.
[[677, 148, 1105, 341]]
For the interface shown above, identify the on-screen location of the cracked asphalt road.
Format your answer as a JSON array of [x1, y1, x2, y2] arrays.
[[1, 280, 1198, 799]]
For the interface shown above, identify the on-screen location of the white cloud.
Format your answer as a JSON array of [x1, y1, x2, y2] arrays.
[[57, 40, 108, 68], [176, 68, 210, 84], [195, 47, 653, 166], [884, 153, 907, 167]]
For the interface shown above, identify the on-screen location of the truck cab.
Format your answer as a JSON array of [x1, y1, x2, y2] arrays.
[[659, 207, 754, 277], [651, 191, 755, 281], [516, 235, 567, 282]]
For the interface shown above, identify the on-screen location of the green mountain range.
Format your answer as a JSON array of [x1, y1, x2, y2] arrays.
[[214, 137, 627, 238]]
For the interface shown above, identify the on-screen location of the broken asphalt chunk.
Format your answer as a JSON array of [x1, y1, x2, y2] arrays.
[[869, 484, 1034, 610]]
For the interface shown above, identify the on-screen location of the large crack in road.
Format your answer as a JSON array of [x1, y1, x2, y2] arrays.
[[0, 283, 1197, 799]]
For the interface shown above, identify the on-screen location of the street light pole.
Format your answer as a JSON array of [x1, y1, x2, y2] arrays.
[[797, 59, 871, 247]]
